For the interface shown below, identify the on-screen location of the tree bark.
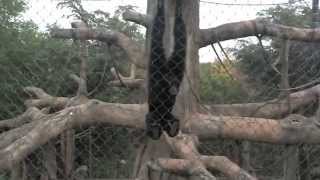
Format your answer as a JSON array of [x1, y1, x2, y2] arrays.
[[312, 0, 320, 28], [43, 141, 58, 180], [278, 39, 299, 180], [204, 84, 320, 118], [200, 18, 320, 47]]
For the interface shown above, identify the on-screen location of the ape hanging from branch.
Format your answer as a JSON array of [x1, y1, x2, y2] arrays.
[[145, 0, 187, 140]]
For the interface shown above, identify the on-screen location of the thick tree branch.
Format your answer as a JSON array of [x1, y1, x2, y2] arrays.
[[205, 84, 320, 118], [108, 79, 144, 88], [122, 11, 150, 27], [109, 67, 144, 88], [190, 113, 320, 144], [24, 98, 69, 110], [69, 74, 82, 85], [148, 157, 256, 180], [200, 18, 320, 47], [50, 28, 146, 68], [164, 134, 256, 180], [0, 100, 144, 170], [23, 87, 69, 110], [0, 108, 45, 149], [0, 108, 39, 129], [24, 87, 51, 99], [165, 134, 216, 180], [2, 99, 320, 170], [201, 156, 256, 180], [147, 158, 207, 177]]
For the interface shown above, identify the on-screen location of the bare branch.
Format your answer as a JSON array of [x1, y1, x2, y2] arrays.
[[71, 21, 87, 29], [108, 79, 144, 88], [200, 18, 320, 47], [164, 134, 256, 180], [123, 11, 150, 27], [165, 134, 216, 180], [69, 74, 81, 85], [23, 86, 69, 110], [0, 108, 39, 129], [190, 113, 320, 144], [110, 67, 125, 80], [0, 108, 45, 149], [24, 97, 69, 110], [205, 84, 320, 118], [201, 156, 257, 180], [24, 87, 51, 99], [0, 100, 144, 170], [148, 157, 256, 180], [50, 28, 146, 68], [147, 158, 200, 177], [109, 67, 144, 88]]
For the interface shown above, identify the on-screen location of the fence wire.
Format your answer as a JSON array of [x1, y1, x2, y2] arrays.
[[1, 0, 320, 180]]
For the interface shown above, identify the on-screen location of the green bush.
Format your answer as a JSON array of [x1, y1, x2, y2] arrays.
[[200, 63, 247, 104]]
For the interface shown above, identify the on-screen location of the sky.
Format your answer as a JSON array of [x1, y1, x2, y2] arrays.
[[22, 0, 310, 62]]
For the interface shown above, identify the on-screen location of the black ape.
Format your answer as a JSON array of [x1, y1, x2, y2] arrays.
[[145, 0, 186, 140]]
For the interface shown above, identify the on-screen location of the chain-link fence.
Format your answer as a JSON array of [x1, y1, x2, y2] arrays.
[[1, 0, 320, 179]]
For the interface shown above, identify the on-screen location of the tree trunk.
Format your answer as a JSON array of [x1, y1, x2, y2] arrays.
[[10, 162, 25, 180], [312, 0, 320, 28], [240, 141, 253, 173], [43, 141, 58, 180], [283, 146, 299, 180], [133, 0, 200, 180], [61, 130, 75, 180], [278, 39, 299, 180], [299, 145, 311, 180]]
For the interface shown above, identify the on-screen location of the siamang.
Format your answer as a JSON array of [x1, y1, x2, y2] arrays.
[[145, 0, 186, 140]]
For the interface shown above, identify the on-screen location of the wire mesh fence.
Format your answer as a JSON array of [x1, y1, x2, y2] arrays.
[[1, 0, 320, 180]]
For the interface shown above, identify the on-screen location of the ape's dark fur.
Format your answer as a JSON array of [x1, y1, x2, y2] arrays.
[[145, 0, 186, 140]]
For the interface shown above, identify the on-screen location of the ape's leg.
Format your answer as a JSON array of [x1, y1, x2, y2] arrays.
[[145, 0, 167, 140], [167, 0, 186, 88], [162, 0, 186, 137], [162, 113, 180, 137]]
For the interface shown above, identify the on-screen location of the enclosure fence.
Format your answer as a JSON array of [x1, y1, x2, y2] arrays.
[[1, 0, 320, 180]]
